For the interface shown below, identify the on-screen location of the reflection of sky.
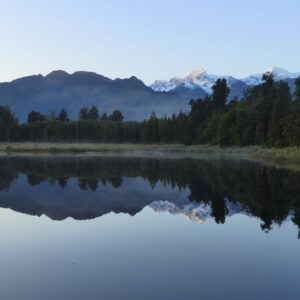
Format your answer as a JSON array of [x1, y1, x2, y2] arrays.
[[0, 165, 300, 299], [0, 207, 299, 300]]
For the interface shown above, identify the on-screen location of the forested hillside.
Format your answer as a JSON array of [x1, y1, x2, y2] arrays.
[[0, 72, 300, 147]]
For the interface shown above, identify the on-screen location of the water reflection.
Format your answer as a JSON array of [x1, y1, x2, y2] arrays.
[[0, 155, 300, 237]]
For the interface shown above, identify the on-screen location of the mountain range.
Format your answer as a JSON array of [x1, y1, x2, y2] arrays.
[[0, 71, 186, 121], [0, 67, 299, 121], [151, 66, 299, 100]]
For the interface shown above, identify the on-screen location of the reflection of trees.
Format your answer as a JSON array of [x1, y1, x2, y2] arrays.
[[1, 156, 300, 235], [111, 177, 123, 188], [58, 177, 68, 189], [27, 174, 45, 186], [210, 194, 227, 224], [0, 158, 18, 192]]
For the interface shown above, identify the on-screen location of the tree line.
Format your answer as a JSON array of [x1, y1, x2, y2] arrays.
[[0, 73, 300, 146]]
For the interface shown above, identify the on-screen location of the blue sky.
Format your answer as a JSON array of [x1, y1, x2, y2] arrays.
[[1, 0, 299, 84]]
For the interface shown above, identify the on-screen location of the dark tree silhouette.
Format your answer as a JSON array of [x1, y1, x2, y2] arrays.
[[110, 110, 124, 122], [27, 111, 46, 123], [57, 109, 69, 122], [87, 106, 99, 121]]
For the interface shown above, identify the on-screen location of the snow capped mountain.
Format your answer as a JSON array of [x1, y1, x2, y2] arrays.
[[150, 67, 300, 100], [267, 66, 300, 80], [150, 79, 178, 92], [151, 74, 205, 93], [151, 68, 224, 94], [185, 68, 219, 93], [241, 73, 262, 86], [241, 67, 300, 86]]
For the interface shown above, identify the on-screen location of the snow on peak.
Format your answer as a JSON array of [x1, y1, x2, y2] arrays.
[[150, 79, 177, 92], [150, 68, 232, 94], [241, 74, 263, 86], [186, 68, 207, 80], [241, 67, 300, 86], [150, 67, 300, 93], [266, 66, 300, 79]]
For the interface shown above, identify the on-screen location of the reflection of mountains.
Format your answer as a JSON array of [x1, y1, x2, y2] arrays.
[[150, 200, 244, 224], [0, 156, 300, 234]]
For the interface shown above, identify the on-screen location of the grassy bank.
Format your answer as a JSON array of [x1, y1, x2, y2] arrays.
[[1, 142, 300, 170], [0, 142, 249, 155], [249, 146, 300, 170], [0, 142, 175, 153]]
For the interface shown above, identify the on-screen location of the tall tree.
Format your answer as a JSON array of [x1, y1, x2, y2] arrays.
[[261, 72, 275, 96], [0, 106, 18, 124], [27, 111, 46, 123], [57, 109, 69, 122], [88, 106, 99, 121], [0, 106, 18, 141], [267, 81, 291, 146], [101, 112, 108, 120], [295, 76, 300, 101], [79, 107, 88, 120], [110, 110, 124, 122], [211, 79, 230, 110]]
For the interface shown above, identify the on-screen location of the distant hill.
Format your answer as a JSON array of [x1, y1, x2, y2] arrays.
[[0, 71, 188, 121]]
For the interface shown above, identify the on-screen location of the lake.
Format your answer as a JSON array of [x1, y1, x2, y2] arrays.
[[0, 155, 299, 300]]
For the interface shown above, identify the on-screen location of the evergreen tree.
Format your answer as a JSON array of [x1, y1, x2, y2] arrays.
[[87, 106, 99, 121], [79, 107, 89, 120], [0, 106, 18, 141], [49, 111, 57, 121], [261, 72, 275, 96], [144, 112, 159, 142], [101, 113, 108, 120], [267, 81, 291, 146], [110, 110, 124, 122], [295, 76, 300, 100], [284, 77, 300, 145], [0, 106, 18, 124], [211, 79, 230, 110], [57, 109, 69, 122], [27, 111, 46, 123]]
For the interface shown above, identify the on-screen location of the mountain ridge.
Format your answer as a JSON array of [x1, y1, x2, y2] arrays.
[[0, 67, 299, 122], [150, 66, 299, 99], [0, 70, 188, 121]]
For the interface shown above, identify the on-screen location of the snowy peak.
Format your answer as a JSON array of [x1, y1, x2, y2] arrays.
[[241, 73, 262, 86], [266, 66, 300, 80], [150, 67, 221, 94], [184, 68, 219, 93], [150, 67, 240, 94], [150, 67, 300, 99], [241, 67, 300, 86], [185, 68, 207, 80]]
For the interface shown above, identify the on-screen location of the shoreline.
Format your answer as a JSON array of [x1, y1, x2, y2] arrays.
[[0, 142, 300, 170], [0, 142, 251, 155]]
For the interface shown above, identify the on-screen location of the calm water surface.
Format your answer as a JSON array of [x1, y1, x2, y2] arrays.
[[0, 155, 299, 300]]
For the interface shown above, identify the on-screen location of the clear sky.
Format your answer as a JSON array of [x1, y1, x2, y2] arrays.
[[1, 0, 299, 84]]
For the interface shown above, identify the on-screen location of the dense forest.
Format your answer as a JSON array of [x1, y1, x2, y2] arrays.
[[0, 72, 300, 146]]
